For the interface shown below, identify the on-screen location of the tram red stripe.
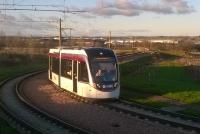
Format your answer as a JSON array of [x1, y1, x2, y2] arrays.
[[48, 53, 86, 62]]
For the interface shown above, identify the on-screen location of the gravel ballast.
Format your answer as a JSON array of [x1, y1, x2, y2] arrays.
[[20, 73, 188, 134]]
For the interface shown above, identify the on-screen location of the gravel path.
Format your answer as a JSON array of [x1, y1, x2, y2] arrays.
[[20, 72, 188, 134]]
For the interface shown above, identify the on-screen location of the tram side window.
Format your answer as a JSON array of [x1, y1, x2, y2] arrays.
[[61, 59, 72, 79], [78, 62, 89, 82], [52, 58, 59, 74]]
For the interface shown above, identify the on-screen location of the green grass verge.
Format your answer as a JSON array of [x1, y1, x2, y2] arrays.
[[121, 90, 169, 108], [0, 118, 19, 134], [120, 52, 200, 106], [178, 109, 200, 118], [0, 53, 48, 81], [114, 49, 135, 55], [159, 50, 186, 57], [0, 53, 48, 134]]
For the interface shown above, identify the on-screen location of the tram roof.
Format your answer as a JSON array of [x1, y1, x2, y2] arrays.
[[50, 47, 113, 52], [49, 47, 115, 58]]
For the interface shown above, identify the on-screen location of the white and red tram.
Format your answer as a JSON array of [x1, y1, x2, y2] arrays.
[[48, 47, 120, 99]]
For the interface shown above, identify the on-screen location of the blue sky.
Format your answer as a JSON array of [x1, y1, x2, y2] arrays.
[[0, 0, 200, 36]]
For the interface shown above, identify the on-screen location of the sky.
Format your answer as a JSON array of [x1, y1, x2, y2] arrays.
[[0, 0, 200, 36]]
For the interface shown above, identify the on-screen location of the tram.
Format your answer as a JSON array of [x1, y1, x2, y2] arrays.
[[48, 47, 120, 99]]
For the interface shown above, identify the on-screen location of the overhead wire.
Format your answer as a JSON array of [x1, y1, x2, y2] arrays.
[[0, 0, 87, 36], [0, 4, 64, 8]]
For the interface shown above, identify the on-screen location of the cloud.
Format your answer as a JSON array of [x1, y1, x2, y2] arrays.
[[20, 14, 33, 21], [0, 13, 57, 36], [112, 29, 151, 35], [126, 29, 151, 33], [90, 7, 140, 17], [161, 0, 194, 14], [0, 13, 16, 22], [85, 0, 140, 17], [80, 0, 194, 17], [79, 13, 96, 19], [46, 16, 60, 21]]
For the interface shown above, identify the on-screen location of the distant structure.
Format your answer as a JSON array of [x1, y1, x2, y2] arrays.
[[149, 39, 179, 44], [194, 41, 200, 45], [104, 39, 142, 45], [104, 39, 179, 45]]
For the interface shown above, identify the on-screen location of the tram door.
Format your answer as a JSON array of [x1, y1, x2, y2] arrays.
[[73, 61, 77, 93]]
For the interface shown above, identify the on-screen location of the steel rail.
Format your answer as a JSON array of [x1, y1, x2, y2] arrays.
[[0, 70, 46, 134], [16, 71, 93, 134], [1, 52, 184, 134], [48, 79, 200, 133], [47, 52, 200, 133], [120, 99, 200, 123], [99, 101, 200, 133], [0, 70, 92, 134]]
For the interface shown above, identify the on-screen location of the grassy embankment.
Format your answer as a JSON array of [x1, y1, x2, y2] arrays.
[[0, 53, 48, 134], [114, 49, 135, 55], [120, 50, 200, 117]]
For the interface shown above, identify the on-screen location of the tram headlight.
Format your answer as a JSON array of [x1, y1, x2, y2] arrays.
[[96, 84, 101, 88], [93, 83, 101, 88], [114, 82, 118, 88]]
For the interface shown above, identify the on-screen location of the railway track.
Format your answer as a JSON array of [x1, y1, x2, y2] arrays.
[[17, 72, 191, 134], [0, 53, 142, 134], [47, 82, 200, 133], [1, 52, 198, 134], [0, 71, 92, 134], [99, 100, 200, 133]]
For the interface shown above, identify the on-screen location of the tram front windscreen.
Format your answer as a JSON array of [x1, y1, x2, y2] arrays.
[[91, 57, 118, 83]]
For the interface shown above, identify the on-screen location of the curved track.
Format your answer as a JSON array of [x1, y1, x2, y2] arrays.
[[100, 100, 200, 133], [0, 53, 142, 134], [0, 71, 92, 134], [1, 53, 198, 134], [17, 72, 189, 134]]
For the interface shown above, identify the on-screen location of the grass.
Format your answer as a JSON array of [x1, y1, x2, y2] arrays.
[[114, 49, 135, 55], [159, 50, 186, 57], [178, 109, 200, 118], [0, 53, 48, 134], [121, 90, 169, 108], [120, 55, 153, 75], [120, 52, 200, 107], [0, 53, 48, 81], [0, 119, 18, 134]]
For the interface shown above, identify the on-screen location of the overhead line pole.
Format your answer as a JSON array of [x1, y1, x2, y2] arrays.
[[59, 18, 62, 48], [109, 31, 111, 49], [69, 28, 72, 45], [59, 18, 62, 88]]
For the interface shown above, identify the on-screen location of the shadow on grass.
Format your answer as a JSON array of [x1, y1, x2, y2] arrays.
[[0, 118, 19, 134], [0, 53, 47, 67], [157, 52, 183, 61]]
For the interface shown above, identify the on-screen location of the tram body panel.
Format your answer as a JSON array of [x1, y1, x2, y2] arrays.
[[77, 85, 120, 99], [60, 76, 73, 92], [48, 47, 120, 99], [95, 87, 120, 99], [77, 82, 91, 97], [51, 72, 59, 85]]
